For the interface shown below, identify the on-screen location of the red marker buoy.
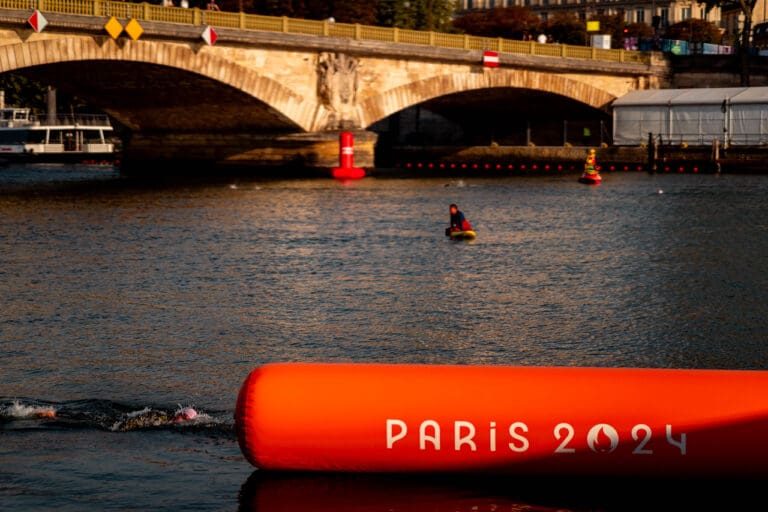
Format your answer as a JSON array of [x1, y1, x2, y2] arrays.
[[235, 363, 768, 477], [331, 131, 365, 180]]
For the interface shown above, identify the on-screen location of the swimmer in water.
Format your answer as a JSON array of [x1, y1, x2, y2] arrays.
[[111, 407, 198, 431], [1, 401, 57, 420], [173, 407, 198, 422]]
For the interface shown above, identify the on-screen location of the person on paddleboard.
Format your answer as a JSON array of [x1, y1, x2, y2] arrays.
[[446, 204, 473, 235]]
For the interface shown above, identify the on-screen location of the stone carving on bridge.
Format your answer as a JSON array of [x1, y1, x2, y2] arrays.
[[317, 52, 360, 130]]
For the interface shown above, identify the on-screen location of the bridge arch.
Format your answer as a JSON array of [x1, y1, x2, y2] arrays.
[[0, 18, 657, 169], [357, 69, 617, 129], [0, 36, 325, 132]]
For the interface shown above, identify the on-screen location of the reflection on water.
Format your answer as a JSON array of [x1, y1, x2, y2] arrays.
[[4, 166, 768, 511], [6, 170, 768, 400], [238, 471, 765, 511], [239, 472, 575, 512]]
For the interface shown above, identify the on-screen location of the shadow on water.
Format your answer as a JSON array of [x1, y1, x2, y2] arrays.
[[237, 470, 768, 512], [0, 162, 334, 197]]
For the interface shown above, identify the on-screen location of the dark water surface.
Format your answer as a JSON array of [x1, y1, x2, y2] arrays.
[[2, 164, 768, 510]]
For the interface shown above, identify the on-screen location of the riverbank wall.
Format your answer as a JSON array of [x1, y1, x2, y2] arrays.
[[373, 145, 768, 176], [117, 139, 768, 177]]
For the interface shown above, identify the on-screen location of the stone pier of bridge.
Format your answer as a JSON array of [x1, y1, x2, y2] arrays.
[[121, 130, 379, 175]]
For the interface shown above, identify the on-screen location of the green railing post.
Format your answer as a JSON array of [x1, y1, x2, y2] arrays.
[[281, 16, 288, 33], [393, 27, 398, 43], [463, 34, 469, 49], [193, 7, 201, 26], [428, 31, 434, 46], [354, 23, 361, 39], [497, 37, 502, 52], [323, 19, 329, 36], [239, 11, 245, 29]]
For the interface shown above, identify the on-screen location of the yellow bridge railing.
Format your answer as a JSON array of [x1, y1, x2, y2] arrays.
[[0, 0, 650, 64]]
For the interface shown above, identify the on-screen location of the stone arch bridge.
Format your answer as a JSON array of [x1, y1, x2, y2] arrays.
[[0, 8, 671, 171]]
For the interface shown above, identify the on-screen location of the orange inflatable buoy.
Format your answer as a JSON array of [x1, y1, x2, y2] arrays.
[[234, 363, 768, 477]]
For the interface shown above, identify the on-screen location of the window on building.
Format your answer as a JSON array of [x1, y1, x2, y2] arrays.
[[616, 8, 625, 21], [635, 8, 645, 23], [682, 6, 692, 19], [660, 8, 669, 27]]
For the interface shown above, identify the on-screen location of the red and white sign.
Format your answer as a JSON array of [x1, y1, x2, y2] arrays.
[[27, 10, 48, 33], [482, 50, 499, 68], [201, 25, 218, 46]]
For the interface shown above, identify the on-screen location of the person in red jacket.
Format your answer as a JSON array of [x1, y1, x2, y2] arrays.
[[446, 204, 473, 235]]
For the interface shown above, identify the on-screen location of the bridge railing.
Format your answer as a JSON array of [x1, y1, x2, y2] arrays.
[[1, 0, 650, 64]]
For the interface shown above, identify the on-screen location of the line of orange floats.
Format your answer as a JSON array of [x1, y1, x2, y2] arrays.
[[398, 161, 707, 173], [235, 362, 768, 478]]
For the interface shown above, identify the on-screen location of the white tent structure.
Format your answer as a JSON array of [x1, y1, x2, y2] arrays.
[[612, 87, 768, 146]]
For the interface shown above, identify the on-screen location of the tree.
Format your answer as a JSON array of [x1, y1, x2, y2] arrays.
[[543, 12, 585, 45], [700, 0, 757, 85], [251, 0, 455, 29], [414, 0, 456, 31], [376, 0, 405, 27], [0, 73, 49, 111], [451, 6, 541, 39], [664, 18, 723, 47], [330, 0, 379, 25], [376, 0, 456, 30], [250, 0, 293, 15], [0, 72, 98, 116]]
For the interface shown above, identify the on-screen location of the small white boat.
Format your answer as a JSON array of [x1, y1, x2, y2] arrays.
[[0, 106, 117, 163]]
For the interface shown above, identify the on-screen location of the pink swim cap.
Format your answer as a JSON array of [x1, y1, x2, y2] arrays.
[[180, 407, 197, 420]]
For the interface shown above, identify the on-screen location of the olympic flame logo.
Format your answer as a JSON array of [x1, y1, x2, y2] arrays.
[[587, 423, 619, 453]]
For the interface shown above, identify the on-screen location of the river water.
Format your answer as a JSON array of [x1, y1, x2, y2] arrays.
[[2, 163, 768, 511]]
